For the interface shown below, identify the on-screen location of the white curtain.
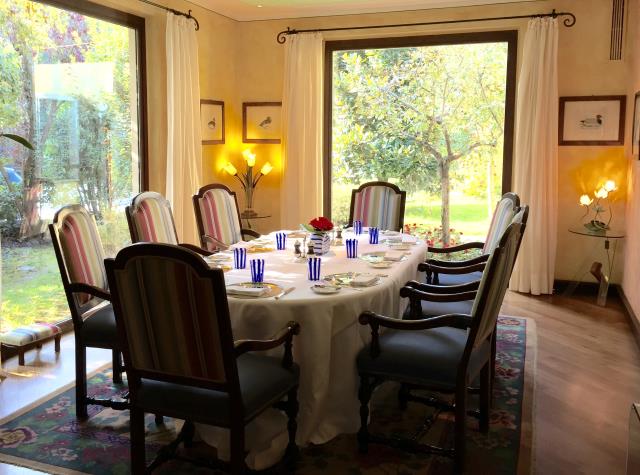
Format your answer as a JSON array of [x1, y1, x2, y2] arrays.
[[166, 12, 201, 244], [509, 18, 559, 295], [280, 33, 324, 229]]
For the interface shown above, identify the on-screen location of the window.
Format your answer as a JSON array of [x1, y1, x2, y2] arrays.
[[325, 32, 516, 247], [0, 0, 147, 331]]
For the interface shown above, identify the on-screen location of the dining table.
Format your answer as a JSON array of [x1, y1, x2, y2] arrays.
[[197, 229, 427, 469]]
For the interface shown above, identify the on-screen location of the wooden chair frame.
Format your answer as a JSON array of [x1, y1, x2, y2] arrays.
[[192, 183, 260, 251], [357, 222, 523, 472], [105, 243, 300, 473], [125, 191, 213, 256], [49, 205, 126, 419], [422, 192, 521, 284], [348, 181, 407, 231]]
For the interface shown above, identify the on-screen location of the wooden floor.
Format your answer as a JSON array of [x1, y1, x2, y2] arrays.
[[1, 290, 639, 474]]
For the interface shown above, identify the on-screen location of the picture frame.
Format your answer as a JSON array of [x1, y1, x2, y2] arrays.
[[633, 92, 640, 159], [559, 95, 626, 146], [200, 100, 225, 145], [242, 102, 282, 144]]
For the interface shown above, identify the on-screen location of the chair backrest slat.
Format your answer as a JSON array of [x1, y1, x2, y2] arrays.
[[106, 243, 237, 390], [349, 181, 406, 231], [49, 205, 108, 307], [193, 184, 243, 249], [126, 192, 179, 245], [469, 222, 523, 349], [482, 192, 520, 254]]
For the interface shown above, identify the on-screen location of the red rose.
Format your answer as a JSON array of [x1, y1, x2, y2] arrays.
[[309, 216, 334, 231]]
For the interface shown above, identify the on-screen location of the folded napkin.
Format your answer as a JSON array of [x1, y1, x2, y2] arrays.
[[384, 250, 405, 261], [227, 285, 269, 297], [351, 274, 378, 287]]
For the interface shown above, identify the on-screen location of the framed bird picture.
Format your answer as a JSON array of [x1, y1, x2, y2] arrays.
[[243, 102, 282, 144], [559, 95, 626, 146], [201, 100, 225, 145]]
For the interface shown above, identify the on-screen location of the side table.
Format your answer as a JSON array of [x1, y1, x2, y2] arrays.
[[240, 212, 271, 231], [568, 227, 624, 306]]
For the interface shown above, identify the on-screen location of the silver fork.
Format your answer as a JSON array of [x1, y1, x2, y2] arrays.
[[274, 287, 295, 300]]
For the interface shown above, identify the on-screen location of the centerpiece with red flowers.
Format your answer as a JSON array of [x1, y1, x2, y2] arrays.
[[303, 216, 334, 255]]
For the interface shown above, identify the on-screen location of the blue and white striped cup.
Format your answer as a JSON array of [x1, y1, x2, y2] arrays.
[[308, 257, 321, 281], [275, 232, 287, 250], [354, 220, 363, 235], [346, 239, 358, 258], [250, 258, 265, 283], [369, 227, 379, 244], [233, 248, 247, 269]]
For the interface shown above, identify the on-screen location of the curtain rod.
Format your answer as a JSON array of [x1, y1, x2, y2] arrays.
[[276, 9, 575, 43], [139, 0, 200, 30]]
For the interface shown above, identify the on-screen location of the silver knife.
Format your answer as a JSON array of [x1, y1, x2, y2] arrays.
[[274, 287, 295, 300]]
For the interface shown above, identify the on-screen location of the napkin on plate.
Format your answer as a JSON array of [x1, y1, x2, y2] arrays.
[[227, 285, 270, 297], [384, 250, 405, 261], [351, 274, 378, 287]]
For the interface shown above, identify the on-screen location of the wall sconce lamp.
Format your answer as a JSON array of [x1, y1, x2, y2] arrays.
[[224, 149, 273, 218], [579, 179, 617, 231]]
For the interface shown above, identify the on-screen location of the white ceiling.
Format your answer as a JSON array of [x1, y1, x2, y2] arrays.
[[192, 0, 540, 22]]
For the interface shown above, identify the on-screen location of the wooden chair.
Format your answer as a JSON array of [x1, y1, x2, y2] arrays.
[[356, 221, 523, 473], [421, 192, 520, 286], [125, 191, 213, 256], [49, 205, 125, 419], [105, 243, 301, 474], [192, 184, 260, 251], [348, 181, 406, 231]]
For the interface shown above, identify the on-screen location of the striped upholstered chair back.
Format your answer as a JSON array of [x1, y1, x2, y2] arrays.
[[105, 243, 236, 389], [468, 222, 523, 350], [126, 192, 179, 245], [49, 205, 108, 311], [349, 182, 406, 231], [193, 184, 243, 250], [481, 192, 520, 254]]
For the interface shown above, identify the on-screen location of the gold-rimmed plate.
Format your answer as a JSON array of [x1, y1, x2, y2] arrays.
[[323, 272, 380, 288], [226, 282, 283, 299]]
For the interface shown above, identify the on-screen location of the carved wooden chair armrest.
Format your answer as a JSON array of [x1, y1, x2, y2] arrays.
[[67, 283, 111, 301], [404, 280, 481, 293], [400, 285, 477, 319], [423, 253, 489, 269], [203, 234, 230, 251], [428, 241, 484, 254], [241, 229, 261, 240], [358, 311, 472, 357], [234, 321, 301, 369], [178, 243, 215, 256], [420, 261, 487, 275]]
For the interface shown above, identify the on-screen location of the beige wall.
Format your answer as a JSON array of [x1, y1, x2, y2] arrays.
[[231, 0, 630, 279], [623, 0, 640, 317]]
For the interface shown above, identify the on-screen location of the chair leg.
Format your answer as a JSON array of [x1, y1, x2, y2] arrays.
[[479, 363, 490, 434], [18, 350, 25, 367], [285, 387, 299, 459], [112, 350, 123, 384], [454, 384, 467, 473], [154, 414, 164, 426], [230, 426, 246, 475], [130, 406, 146, 474], [75, 342, 88, 419], [54, 335, 61, 353], [398, 383, 409, 410], [357, 376, 373, 454]]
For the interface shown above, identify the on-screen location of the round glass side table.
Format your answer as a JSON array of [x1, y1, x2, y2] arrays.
[[568, 227, 624, 306], [240, 212, 271, 230]]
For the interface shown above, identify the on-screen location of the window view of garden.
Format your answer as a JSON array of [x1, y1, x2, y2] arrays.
[[0, 1, 141, 330], [331, 42, 509, 247]]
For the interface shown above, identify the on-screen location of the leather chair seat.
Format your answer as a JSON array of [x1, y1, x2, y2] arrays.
[[136, 354, 299, 426], [403, 300, 474, 320], [357, 327, 489, 392], [79, 304, 119, 348], [431, 271, 483, 286]]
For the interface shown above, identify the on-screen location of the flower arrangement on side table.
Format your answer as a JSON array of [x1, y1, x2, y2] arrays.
[[579, 180, 617, 232], [303, 217, 334, 255]]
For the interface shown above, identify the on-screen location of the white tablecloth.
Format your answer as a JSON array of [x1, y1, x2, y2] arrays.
[[198, 232, 427, 468]]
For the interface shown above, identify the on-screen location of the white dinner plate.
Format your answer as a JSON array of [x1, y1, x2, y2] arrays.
[[311, 284, 341, 294], [368, 261, 393, 269]]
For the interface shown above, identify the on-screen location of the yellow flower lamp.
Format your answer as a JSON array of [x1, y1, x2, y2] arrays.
[[223, 149, 272, 218], [579, 180, 616, 232]]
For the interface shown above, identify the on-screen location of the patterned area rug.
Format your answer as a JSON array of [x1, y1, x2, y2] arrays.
[[0, 316, 535, 474]]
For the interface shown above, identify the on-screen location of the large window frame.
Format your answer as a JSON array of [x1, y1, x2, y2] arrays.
[[323, 31, 518, 217], [35, 0, 149, 190]]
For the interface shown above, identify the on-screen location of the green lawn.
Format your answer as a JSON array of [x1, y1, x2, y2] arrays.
[[1, 242, 69, 331]]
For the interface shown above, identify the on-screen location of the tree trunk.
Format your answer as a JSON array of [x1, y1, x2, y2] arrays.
[[439, 159, 451, 246]]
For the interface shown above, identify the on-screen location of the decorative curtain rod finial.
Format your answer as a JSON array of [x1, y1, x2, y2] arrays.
[[277, 27, 296, 44]]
